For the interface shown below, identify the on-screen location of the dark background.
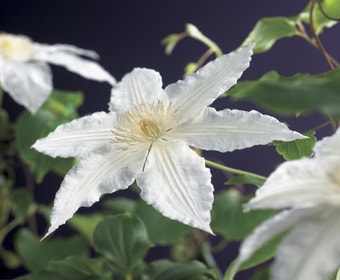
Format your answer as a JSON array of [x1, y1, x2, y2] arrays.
[[1, 0, 339, 278]]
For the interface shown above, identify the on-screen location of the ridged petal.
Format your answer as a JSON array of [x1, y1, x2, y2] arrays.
[[43, 148, 139, 238], [33, 43, 115, 85], [171, 107, 304, 152], [245, 157, 340, 211], [272, 208, 340, 280], [136, 142, 213, 233], [32, 112, 117, 158], [232, 209, 313, 278], [165, 44, 254, 119], [0, 59, 52, 113], [109, 68, 166, 112]]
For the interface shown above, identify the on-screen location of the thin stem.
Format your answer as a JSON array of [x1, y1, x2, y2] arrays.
[[201, 241, 223, 280], [205, 160, 266, 181], [0, 218, 21, 244], [309, 0, 334, 69], [195, 48, 215, 71]]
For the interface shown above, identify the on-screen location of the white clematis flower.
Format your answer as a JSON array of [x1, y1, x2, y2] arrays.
[[232, 128, 340, 280], [32, 43, 304, 238], [0, 32, 115, 113]]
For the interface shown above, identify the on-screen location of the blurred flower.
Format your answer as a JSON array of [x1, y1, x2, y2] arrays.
[[0, 32, 115, 113], [33, 43, 304, 238], [232, 128, 340, 280]]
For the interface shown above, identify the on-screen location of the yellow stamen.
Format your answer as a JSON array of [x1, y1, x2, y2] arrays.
[[111, 100, 181, 150]]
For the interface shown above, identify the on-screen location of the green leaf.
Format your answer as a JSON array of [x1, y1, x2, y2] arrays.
[[15, 257, 112, 280], [134, 200, 192, 244], [10, 189, 36, 222], [227, 68, 340, 118], [0, 247, 21, 268], [15, 90, 83, 182], [15, 228, 88, 272], [211, 190, 273, 240], [93, 213, 151, 278], [102, 197, 137, 213], [142, 260, 215, 280], [274, 131, 317, 160], [225, 174, 265, 187], [298, 0, 339, 34], [242, 17, 299, 53], [68, 213, 104, 242]]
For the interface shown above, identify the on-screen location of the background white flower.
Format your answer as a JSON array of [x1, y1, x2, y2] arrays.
[[0, 32, 115, 113], [32, 43, 304, 239], [232, 128, 340, 280]]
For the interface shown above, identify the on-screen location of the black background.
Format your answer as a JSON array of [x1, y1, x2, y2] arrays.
[[1, 0, 339, 278]]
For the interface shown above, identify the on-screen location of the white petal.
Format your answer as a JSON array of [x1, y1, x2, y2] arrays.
[[44, 149, 138, 238], [0, 59, 52, 113], [136, 141, 213, 233], [171, 108, 304, 152], [165, 43, 254, 119], [109, 68, 166, 112], [314, 127, 340, 158], [32, 112, 117, 158], [245, 157, 340, 211], [35, 43, 99, 59], [33, 43, 115, 85], [272, 208, 340, 280], [232, 209, 312, 278]]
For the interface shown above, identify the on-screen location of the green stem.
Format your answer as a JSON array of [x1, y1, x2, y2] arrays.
[[0, 218, 21, 244], [205, 160, 266, 181]]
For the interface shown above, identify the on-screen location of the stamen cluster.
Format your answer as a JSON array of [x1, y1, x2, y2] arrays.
[[112, 100, 180, 150]]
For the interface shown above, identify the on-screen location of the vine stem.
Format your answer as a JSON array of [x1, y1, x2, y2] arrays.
[[205, 160, 266, 181], [309, 0, 334, 69]]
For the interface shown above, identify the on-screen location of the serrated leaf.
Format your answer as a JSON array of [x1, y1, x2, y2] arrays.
[[225, 174, 265, 187], [242, 17, 299, 53], [211, 190, 273, 240], [15, 90, 83, 182], [274, 131, 316, 160], [15, 228, 88, 272], [227, 68, 340, 118], [142, 260, 215, 280], [93, 213, 151, 278], [134, 200, 192, 244]]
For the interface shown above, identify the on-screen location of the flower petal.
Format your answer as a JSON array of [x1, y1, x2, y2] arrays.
[[165, 43, 254, 119], [43, 149, 138, 238], [32, 112, 117, 158], [35, 43, 99, 59], [314, 127, 340, 158], [33, 43, 115, 85], [231, 209, 312, 278], [171, 107, 304, 152], [109, 68, 166, 113], [272, 208, 340, 280], [245, 157, 340, 211], [136, 141, 214, 233], [0, 59, 52, 113]]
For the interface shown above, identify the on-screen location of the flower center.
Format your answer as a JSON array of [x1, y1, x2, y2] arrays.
[[112, 100, 180, 150], [0, 33, 34, 62]]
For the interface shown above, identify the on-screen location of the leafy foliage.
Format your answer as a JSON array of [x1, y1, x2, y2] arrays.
[[226, 68, 340, 118], [15, 90, 83, 182], [211, 190, 274, 240], [273, 131, 317, 160], [92, 213, 151, 278]]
